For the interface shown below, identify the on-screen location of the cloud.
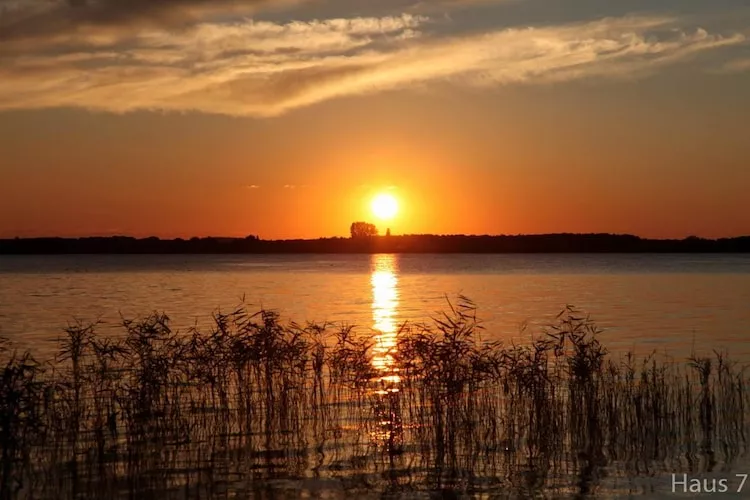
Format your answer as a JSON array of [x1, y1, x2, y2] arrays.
[[717, 58, 750, 74], [0, 11, 745, 116], [0, 0, 303, 42], [410, 0, 519, 11], [245, 184, 260, 189]]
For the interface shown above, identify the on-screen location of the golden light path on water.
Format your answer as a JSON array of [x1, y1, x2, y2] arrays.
[[370, 254, 404, 449], [370, 254, 400, 385]]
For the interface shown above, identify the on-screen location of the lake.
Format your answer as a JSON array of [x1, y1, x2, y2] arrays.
[[1, 253, 750, 360], [3, 253, 750, 499]]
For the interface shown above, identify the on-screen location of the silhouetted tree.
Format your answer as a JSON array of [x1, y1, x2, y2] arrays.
[[350, 222, 378, 239], [386, 228, 391, 237]]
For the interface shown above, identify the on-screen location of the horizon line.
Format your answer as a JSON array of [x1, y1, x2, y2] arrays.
[[3, 232, 750, 242]]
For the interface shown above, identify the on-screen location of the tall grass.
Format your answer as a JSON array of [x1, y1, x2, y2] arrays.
[[1, 298, 748, 498]]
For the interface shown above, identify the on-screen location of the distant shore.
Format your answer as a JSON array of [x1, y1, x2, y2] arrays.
[[2, 233, 750, 254]]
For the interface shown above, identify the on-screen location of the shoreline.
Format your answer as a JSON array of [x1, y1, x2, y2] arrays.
[[2, 233, 750, 254]]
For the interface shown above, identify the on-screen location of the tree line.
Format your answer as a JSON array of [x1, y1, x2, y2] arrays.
[[2, 232, 749, 254]]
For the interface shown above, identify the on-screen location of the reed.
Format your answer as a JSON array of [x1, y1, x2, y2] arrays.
[[1, 298, 748, 498]]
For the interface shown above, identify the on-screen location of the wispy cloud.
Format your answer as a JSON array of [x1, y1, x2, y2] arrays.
[[717, 57, 750, 73], [0, 0, 303, 42], [245, 184, 260, 189], [410, 0, 520, 12], [0, 9, 744, 116]]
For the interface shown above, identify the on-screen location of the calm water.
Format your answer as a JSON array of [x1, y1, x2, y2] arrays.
[[3, 253, 750, 499], [1, 253, 750, 359]]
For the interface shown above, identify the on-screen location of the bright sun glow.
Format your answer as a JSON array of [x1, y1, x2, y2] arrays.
[[371, 193, 399, 220]]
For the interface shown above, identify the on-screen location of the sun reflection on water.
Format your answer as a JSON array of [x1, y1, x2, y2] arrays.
[[371, 254, 400, 380], [370, 254, 404, 451]]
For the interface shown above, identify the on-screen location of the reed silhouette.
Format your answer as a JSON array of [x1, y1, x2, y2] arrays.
[[1, 299, 748, 498]]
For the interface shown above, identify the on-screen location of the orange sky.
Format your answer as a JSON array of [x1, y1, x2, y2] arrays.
[[1, 0, 749, 239]]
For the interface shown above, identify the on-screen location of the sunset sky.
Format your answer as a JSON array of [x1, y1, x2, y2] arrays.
[[1, 0, 749, 240]]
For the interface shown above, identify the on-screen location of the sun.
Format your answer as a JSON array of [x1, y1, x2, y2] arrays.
[[371, 193, 399, 220]]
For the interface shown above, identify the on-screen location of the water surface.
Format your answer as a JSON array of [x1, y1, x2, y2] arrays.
[[2, 253, 750, 359], [3, 253, 750, 499]]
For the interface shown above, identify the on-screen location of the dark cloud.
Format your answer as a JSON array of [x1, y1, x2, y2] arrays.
[[0, 0, 298, 41]]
